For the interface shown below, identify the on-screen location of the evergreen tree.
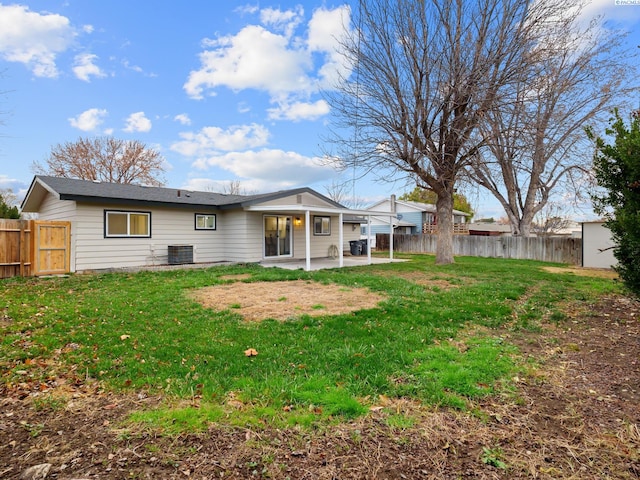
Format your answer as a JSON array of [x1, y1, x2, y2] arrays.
[[588, 110, 640, 296], [0, 191, 20, 219], [399, 187, 474, 219]]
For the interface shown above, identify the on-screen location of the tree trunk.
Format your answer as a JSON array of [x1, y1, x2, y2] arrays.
[[435, 192, 455, 264]]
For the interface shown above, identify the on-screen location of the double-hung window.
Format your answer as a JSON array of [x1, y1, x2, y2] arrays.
[[105, 210, 151, 238]]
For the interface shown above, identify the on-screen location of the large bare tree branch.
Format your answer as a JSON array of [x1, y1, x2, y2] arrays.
[[32, 136, 166, 187], [325, 0, 565, 263], [468, 2, 638, 236]]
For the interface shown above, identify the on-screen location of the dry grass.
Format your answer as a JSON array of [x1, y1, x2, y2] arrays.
[[190, 279, 386, 321], [542, 266, 618, 279]]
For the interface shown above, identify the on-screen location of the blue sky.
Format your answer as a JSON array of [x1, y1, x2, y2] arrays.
[[1, 0, 639, 220]]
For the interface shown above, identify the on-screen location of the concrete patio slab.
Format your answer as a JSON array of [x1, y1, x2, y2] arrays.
[[260, 255, 405, 271]]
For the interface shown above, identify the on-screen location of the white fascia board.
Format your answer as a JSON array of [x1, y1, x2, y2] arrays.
[[244, 205, 396, 218]]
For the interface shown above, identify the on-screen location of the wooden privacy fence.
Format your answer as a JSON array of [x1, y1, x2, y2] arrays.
[[0, 219, 71, 279], [377, 233, 582, 265]]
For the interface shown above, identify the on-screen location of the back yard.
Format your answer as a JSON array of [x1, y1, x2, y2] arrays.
[[1, 255, 638, 479]]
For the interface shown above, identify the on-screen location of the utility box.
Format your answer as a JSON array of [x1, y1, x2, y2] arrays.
[[168, 245, 194, 265]]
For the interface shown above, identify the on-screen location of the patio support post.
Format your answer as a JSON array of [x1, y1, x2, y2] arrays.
[[338, 212, 344, 268], [305, 210, 311, 271], [389, 215, 394, 260], [367, 214, 372, 264]]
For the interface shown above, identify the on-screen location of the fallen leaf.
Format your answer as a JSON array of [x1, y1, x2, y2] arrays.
[[244, 348, 258, 357]]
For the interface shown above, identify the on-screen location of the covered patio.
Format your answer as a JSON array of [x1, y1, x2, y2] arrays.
[[244, 204, 398, 271]]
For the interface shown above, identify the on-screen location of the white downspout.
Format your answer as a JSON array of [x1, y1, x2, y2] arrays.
[[305, 210, 311, 271]]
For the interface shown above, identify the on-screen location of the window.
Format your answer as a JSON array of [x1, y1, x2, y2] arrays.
[[313, 216, 331, 236], [105, 210, 151, 238], [195, 213, 216, 230]]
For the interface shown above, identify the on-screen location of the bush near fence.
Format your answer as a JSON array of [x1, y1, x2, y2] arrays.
[[376, 233, 582, 265]]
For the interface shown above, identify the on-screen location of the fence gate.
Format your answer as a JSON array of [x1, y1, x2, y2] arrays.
[[32, 220, 71, 276]]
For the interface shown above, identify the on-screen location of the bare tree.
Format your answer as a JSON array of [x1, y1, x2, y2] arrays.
[[468, 3, 637, 236], [32, 136, 166, 186], [531, 201, 574, 236], [326, 0, 561, 264], [324, 178, 352, 206], [222, 180, 244, 196]]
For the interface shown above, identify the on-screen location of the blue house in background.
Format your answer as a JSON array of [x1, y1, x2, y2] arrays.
[[364, 195, 471, 241]]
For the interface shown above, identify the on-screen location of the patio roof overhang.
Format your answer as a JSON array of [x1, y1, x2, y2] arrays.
[[244, 205, 397, 271], [243, 204, 396, 217]]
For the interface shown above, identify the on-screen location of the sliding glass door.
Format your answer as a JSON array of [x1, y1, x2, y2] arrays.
[[264, 215, 292, 257]]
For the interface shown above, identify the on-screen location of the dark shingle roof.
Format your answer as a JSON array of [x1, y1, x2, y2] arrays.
[[27, 176, 343, 210]]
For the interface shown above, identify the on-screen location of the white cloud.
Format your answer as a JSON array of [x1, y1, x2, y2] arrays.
[[122, 59, 143, 73], [184, 25, 311, 99], [82, 24, 94, 34], [73, 53, 105, 82], [174, 113, 192, 125], [183, 5, 352, 106], [267, 99, 330, 121], [123, 112, 152, 133], [171, 122, 337, 189], [122, 59, 157, 77], [191, 149, 336, 186], [260, 6, 304, 38], [307, 6, 352, 88], [171, 123, 270, 156], [68, 108, 108, 131], [0, 4, 76, 78]]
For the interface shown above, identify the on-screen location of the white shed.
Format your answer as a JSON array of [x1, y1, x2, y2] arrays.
[[582, 221, 617, 269]]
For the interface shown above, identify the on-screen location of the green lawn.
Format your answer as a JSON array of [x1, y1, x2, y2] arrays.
[[0, 255, 620, 431]]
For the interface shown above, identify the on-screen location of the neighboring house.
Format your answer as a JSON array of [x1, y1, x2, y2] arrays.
[[467, 223, 512, 236], [20, 176, 396, 273], [582, 221, 616, 269], [364, 195, 471, 237]]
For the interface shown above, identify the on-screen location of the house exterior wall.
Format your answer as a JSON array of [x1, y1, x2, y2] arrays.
[[291, 215, 342, 258], [582, 222, 617, 269], [73, 203, 228, 271], [31, 187, 363, 271], [342, 224, 361, 252], [221, 211, 264, 263], [35, 193, 234, 271], [397, 211, 422, 233]]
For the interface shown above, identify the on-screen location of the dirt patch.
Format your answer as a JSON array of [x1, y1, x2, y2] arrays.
[[2, 295, 639, 479], [542, 266, 619, 279], [190, 280, 385, 321]]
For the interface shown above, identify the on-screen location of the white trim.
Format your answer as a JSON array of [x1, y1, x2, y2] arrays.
[[305, 210, 311, 271], [339, 212, 344, 268], [244, 204, 394, 217]]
